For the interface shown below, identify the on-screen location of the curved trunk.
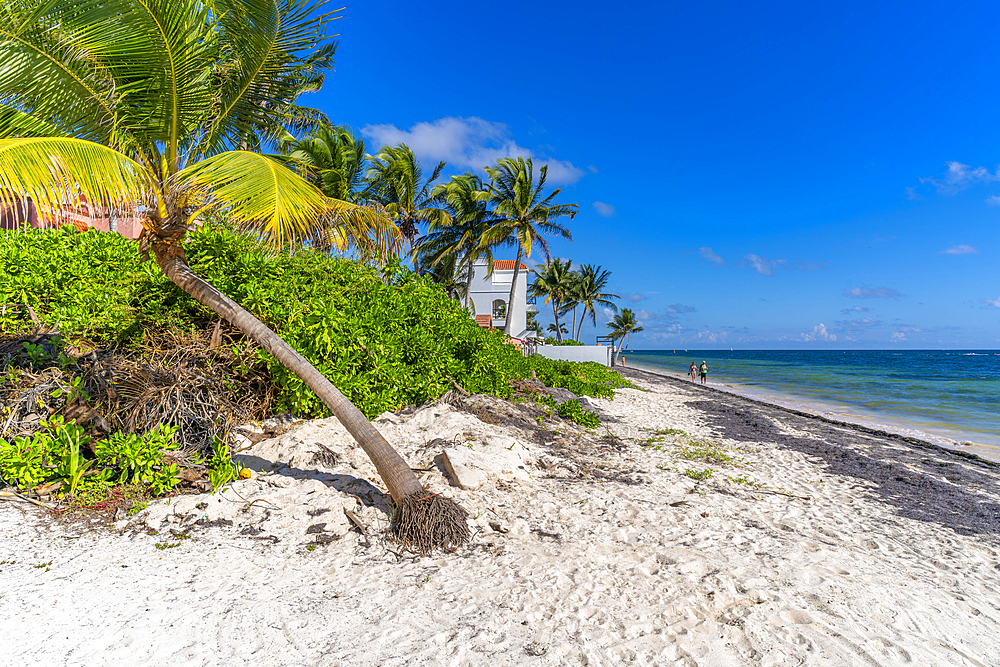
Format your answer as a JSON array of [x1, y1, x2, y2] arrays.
[[571, 306, 577, 342], [575, 308, 586, 342], [153, 244, 424, 502], [552, 299, 563, 342], [503, 245, 522, 335]]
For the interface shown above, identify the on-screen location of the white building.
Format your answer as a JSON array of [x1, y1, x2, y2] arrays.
[[467, 259, 538, 339]]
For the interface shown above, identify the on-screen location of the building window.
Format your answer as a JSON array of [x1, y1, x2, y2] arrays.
[[492, 300, 507, 319]]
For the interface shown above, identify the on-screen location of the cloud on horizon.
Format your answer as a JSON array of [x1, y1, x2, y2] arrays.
[[592, 201, 615, 217], [800, 323, 836, 342], [844, 286, 902, 299], [699, 247, 725, 266], [983, 297, 1000, 309], [361, 116, 584, 184], [939, 244, 978, 255]]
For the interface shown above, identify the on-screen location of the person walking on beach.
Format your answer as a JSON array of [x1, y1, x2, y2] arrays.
[[688, 362, 697, 382], [699, 361, 708, 385]]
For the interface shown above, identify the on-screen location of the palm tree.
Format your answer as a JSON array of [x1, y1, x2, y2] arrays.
[[279, 124, 401, 261], [417, 173, 505, 309], [365, 144, 450, 266], [574, 264, 619, 341], [608, 309, 643, 366], [421, 251, 468, 301], [529, 258, 574, 342], [561, 270, 582, 341], [479, 158, 578, 335], [0, 0, 466, 549]]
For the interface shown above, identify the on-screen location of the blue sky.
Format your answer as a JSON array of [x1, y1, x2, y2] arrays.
[[309, 0, 999, 349]]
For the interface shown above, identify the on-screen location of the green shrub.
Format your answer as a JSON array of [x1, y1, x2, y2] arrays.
[[0, 226, 633, 419], [0, 418, 181, 496], [555, 399, 600, 428]]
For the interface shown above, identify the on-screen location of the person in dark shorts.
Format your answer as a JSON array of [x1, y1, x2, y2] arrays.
[[699, 361, 708, 385]]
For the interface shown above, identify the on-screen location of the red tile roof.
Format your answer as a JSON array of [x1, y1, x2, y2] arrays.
[[493, 260, 528, 270]]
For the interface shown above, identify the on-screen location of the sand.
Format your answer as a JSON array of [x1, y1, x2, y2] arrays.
[[2, 369, 999, 666]]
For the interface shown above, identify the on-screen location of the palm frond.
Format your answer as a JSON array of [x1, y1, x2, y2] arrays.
[[0, 137, 150, 212], [178, 150, 328, 245]]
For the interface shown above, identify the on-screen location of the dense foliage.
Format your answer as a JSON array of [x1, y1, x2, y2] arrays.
[[1, 227, 631, 420]]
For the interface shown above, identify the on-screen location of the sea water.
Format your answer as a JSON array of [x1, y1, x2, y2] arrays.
[[626, 350, 1000, 461]]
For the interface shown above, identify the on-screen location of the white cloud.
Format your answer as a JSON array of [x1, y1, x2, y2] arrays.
[[697, 330, 728, 344], [361, 116, 585, 184], [891, 332, 907, 341], [800, 323, 837, 342], [745, 254, 778, 275], [918, 161, 1000, 194], [987, 195, 1000, 205], [622, 292, 647, 303], [592, 201, 615, 217], [939, 244, 978, 255], [836, 318, 881, 330], [699, 247, 725, 266], [844, 286, 902, 299], [840, 306, 872, 314], [664, 303, 696, 314], [983, 297, 1000, 309]]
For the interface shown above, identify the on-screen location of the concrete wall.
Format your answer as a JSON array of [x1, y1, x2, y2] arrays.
[[535, 345, 612, 366]]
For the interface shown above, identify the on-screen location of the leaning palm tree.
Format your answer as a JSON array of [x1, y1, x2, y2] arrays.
[[418, 173, 506, 309], [0, 0, 466, 550], [365, 144, 450, 266], [607, 308, 644, 366], [479, 158, 578, 335], [279, 125, 401, 261], [573, 264, 619, 341], [529, 258, 574, 343]]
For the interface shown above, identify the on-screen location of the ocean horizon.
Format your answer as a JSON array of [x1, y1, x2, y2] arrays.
[[624, 349, 1000, 461]]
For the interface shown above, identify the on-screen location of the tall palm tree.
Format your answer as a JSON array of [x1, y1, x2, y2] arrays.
[[574, 264, 619, 341], [0, 0, 466, 549], [607, 308, 643, 366], [529, 258, 574, 343], [480, 158, 578, 335], [417, 173, 505, 309], [365, 144, 450, 266], [561, 270, 582, 341], [279, 125, 401, 261]]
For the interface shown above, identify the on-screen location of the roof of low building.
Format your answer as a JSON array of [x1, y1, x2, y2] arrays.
[[493, 260, 528, 270]]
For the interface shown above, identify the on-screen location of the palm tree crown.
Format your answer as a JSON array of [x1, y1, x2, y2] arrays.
[[607, 308, 643, 365], [416, 173, 506, 308], [365, 143, 450, 257], [573, 264, 619, 341], [479, 157, 577, 335], [529, 258, 574, 343]]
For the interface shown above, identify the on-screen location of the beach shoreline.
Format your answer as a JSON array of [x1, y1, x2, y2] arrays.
[[624, 359, 1000, 465], [2, 372, 999, 666]]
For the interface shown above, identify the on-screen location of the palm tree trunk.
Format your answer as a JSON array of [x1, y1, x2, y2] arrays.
[[552, 300, 563, 342], [151, 241, 468, 551], [575, 308, 586, 342], [464, 260, 474, 310], [503, 246, 522, 335]]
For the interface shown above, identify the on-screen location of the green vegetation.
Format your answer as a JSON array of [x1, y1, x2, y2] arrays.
[[0, 417, 179, 497], [677, 440, 735, 465], [0, 226, 631, 421], [555, 400, 600, 429]]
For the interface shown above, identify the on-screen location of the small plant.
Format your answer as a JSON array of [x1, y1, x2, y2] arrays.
[[154, 541, 180, 550], [556, 399, 600, 428], [655, 428, 686, 436], [728, 475, 759, 488], [683, 468, 713, 481], [677, 439, 734, 465], [207, 439, 243, 491], [306, 544, 317, 552]]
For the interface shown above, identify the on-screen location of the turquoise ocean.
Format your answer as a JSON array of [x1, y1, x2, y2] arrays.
[[625, 350, 1000, 460]]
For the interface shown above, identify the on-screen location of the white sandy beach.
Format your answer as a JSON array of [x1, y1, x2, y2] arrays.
[[2, 370, 999, 666]]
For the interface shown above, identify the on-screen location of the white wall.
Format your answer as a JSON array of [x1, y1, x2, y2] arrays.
[[535, 345, 612, 366], [467, 260, 530, 338]]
